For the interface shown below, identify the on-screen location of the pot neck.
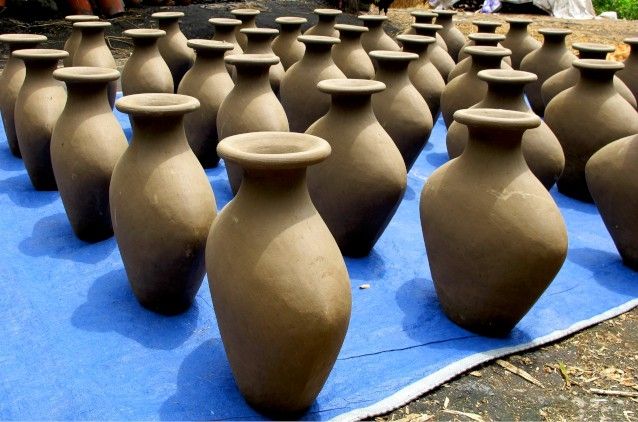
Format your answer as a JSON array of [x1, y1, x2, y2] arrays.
[[479, 82, 528, 112], [238, 16, 257, 26], [300, 44, 334, 64], [213, 28, 238, 43], [79, 28, 107, 47], [157, 19, 180, 36], [575, 66, 618, 88], [237, 167, 313, 213], [578, 50, 607, 60], [435, 15, 453, 28], [464, 125, 527, 157], [245, 36, 275, 54], [24, 59, 59, 79], [234, 63, 272, 89], [279, 24, 303, 36], [628, 44, 638, 63], [402, 43, 427, 55], [327, 93, 375, 121], [65, 82, 111, 110], [541, 34, 568, 50], [131, 37, 161, 50], [193, 51, 228, 73], [363, 20, 384, 31], [130, 114, 189, 149], [376, 61, 411, 84], [470, 54, 505, 73]]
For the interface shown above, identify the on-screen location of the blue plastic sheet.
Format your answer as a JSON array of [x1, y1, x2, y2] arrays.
[[1, 101, 637, 420]]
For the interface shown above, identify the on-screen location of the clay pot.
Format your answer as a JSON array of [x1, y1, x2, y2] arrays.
[[272, 16, 307, 70], [242, 28, 284, 96], [121, 29, 174, 95], [434, 10, 465, 62], [421, 108, 567, 336], [178, 40, 234, 168], [412, 23, 455, 80], [73, 21, 118, 109], [209, 18, 243, 77], [207, 131, 350, 413], [446, 69, 565, 190], [218, 54, 289, 194], [520, 28, 575, 116], [501, 18, 540, 69], [0, 33, 47, 158], [332, 24, 374, 79], [13, 49, 68, 191], [305, 8, 341, 37], [111, 93, 216, 315], [542, 43, 636, 109], [280, 35, 345, 133], [51, 67, 127, 241], [359, 15, 401, 53], [441, 46, 511, 128], [370, 50, 433, 170], [458, 20, 504, 59], [586, 134, 638, 269], [306, 79, 407, 257], [230, 8, 260, 51], [618, 37, 638, 102], [63, 15, 99, 67], [151, 12, 194, 92], [545, 59, 638, 202], [449, 33, 511, 81], [402, 10, 447, 52]]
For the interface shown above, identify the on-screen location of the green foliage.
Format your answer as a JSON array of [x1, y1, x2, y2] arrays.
[[592, 0, 638, 19]]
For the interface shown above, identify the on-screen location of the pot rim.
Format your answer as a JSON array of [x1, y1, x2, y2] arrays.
[[115, 93, 200, 117], [334, 23, 368, 33], [0, 33, 47, 45], [468, 32, 506, 42], [538, 28, 572, 36], [224, 53, 279, 66], [240, 28, 279, 35], [65, 15, 99, 22], [187, 39, 234, 52], [358, 14, 388, 22], [369, 50, 419, 62], [477, 69, 537, 84], [297, 35, 340, 45], [314, 8, 342, 16], [276, 16, 307, 25], [624, 37, 638, 46], [12, 48, 68, 61], [123, 28, 166, 39], [230, 8, 260, 16], [506, 18, 533, 25], [454, 108, 540, 130], [411, 23, 443, 31], [573, 42, 615, 54], [411, 10, 437, 17], [572, 58, 624, 71], [151, 11, 185, 19], [74, 21, 111, 29], [473, 20, 502, 29], [53, 66, 120, 83], [434, 10, 456, 17], [397, 34, 436, 45], [318, 78, 386, 95], [208, 18, 242, 26], [464, 45, 512, 58]]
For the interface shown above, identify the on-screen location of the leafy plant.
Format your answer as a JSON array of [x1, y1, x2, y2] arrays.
[[592, 0, 638, 19]]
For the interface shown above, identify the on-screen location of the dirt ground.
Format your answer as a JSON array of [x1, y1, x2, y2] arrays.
[[1, 1, 638, 420]]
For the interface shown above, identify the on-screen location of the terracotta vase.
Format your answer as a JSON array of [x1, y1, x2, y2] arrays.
[[545, 59, 638, 202], [230, 8, 260, 51], [370, 50, 433, 170], [73, 21, 118, 109], [520, 28, 575, 116], [449, 33, 511, 81], [542, 42, 636, 109], [421, 108, 567, 336], [13, 49, 68, 191], [332, 24, 374, 79], [434, 10, 465, 62], [121, 29, 174, 95], [63, 15, 99, 67], [586, 134, 638, 269], [306, 79, 407, 257], [151, 12, 194, 92], [359, 15, 401, 53], [398, 35, 445, 120], [111, 93, 216, 315], [412, 23, 455, 80], [242, 28, 284, 96], [280, 35, 345, 133], [0, 33, 47, 158], [304, 8, 341, 37], [209, 18, 243, 77], [441, 46, 511, 128], [207, 131, 351, 413], [272, 16, 307, 70], [218, 54, 289, 194], [501, 18, 540, 69], [178, 40, 234, 168], [402, 10, 447, 52], [618, 37, 638, 102], [51, 67, 127, 241], [447, 69, 565, 190]]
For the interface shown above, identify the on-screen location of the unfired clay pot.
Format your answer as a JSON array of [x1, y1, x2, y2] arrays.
[[306, 79, 407, 257], [449, 33, 511, 81], [305, 8, 341, 37], [73, 21, 117, 109], [542, 43, 636, 109], [446, 69, 565, 190], [370, 50, 433, 170], [545, 59, 638, 202], [152, 12, 195, 92], [13, 48, 68, 191], [441, 46, 511, 128], [242, 28, 284, 95], [402, 10, 447, 52], [231, 8, 260, 51], [63, 15, 99, 67], [280, 35, 345, 133], [459, 20, 504, 59], [111, 93, 216, 315], [520, 28, 575, 116], [618, 37, 638, 102], [209, 18, 243, 77], [51, 67, 127, 241], [359, 15, 401, 53], [412, 23, 455, 80], [122, 29, 174, 95], [501, 18, 540, 69], [332, 24, 374, 79], [207, 131, 351, 414], [178, 40, 234, 168], [0, 33, 47, 158], [218, 54, 289, 194], [434, 10, 465, 62], [586, 134, 638, 269], [272, 16, 307, 70], [420, 108, 568, 337]]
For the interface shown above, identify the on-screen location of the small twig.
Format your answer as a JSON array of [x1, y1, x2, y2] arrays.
[[589, 388, 638, 398], [442, 409, 485, 422], [497, 359, 545, 389]]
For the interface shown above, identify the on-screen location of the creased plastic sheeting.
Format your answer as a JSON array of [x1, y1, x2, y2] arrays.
[[0, 99, 637, 421]]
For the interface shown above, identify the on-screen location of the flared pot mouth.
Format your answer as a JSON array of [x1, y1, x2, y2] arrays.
[[230, 8, 260, 17], [224, 53, 279, 66], [358, 14, 388, 22], [624, 37, 638, 46], [573, 42, 614, 54], [572, 58, 624, 71], [477, 69, 537, 84], [0, 33, 48, 45], [297, 35, 340, 45], [276, 16, 307, 25], [187, 39, 234, 52], [115, 93, 200, 117], [468, 32, 506, 42], [65, 15, 99, 23], [454, 108, 540, 131], [318, 78, 386, 95], [240, 28, 279, 36], [208, 18, 242, 27], [12, 48, 68, 61], [506, 18, 533, 25], [218, 132, 331, 170], [464, 45, 511, 58], [314, 8, 342, 16], [369, 50, 419, 62], [53, 66, 120, 83], [151, 11, 184, 19], [473, 20, 502, 30], [74, 21, 111, 29], [538, 28, 572, 37], [411, 10, 437, 18], [411, 23, 443, 33], [334, 24, 368, 33], [124, 29, 166, 39], [397, 34, 436, 46]]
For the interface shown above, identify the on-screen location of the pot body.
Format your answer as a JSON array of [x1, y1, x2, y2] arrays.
[[332, 36, 374, 79], [156, 19, 195, 91], [272, 28, 304, 70], [448, 55, 511, 81], [74, 28, 118, 108], [435, 13, 465, 61], [122, 38, 174, 95], [618, 50, 638, 101], [407, 48, 445, 120], [501, 24, 540, 69], [360, 24, 401, 53]]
